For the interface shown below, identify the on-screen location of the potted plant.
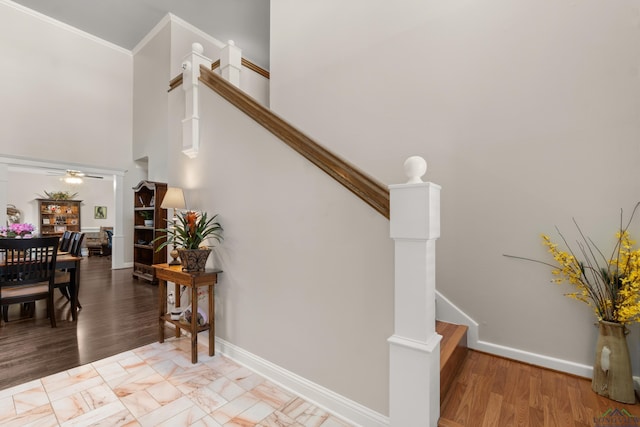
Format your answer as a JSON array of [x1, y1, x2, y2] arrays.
[[38, 191, 78, 200], [154, 211, 223, 271], [0, 223, 35, 238], [138, 210, 154, 227], [505, 203, 640, 403]]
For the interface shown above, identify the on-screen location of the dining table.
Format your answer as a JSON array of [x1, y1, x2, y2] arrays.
[[0, 250, 83, 321]]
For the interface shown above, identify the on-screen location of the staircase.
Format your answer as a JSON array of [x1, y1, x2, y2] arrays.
[[437, 321, 469, 411]]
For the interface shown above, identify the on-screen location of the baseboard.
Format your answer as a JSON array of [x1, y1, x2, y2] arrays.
[[473, 340, 593, 378], [215, 337, 390, 427], [436, 290, 479, 345], [436, 290, 593, 378]]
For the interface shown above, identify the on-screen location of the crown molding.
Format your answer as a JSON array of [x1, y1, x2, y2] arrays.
[[131, 13, 172, 55], [132, 13, 228, 57], [168, 13, 226, 49], [1, 0, 131, 56]]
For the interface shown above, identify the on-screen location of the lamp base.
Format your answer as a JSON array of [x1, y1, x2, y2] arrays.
[[169, 248, 181, 265]]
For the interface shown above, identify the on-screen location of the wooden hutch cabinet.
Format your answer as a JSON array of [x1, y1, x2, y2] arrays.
[[133, 180, 167, 283], [37, 199, 81, 236]]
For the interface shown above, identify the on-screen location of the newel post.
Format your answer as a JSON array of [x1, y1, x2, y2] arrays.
[[181, 42, 212, 159], [220, 40, 241, 88], [388, 156, 442, 426]]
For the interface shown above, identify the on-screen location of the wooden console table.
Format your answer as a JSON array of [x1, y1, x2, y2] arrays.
[[153, 263, 221, 363]]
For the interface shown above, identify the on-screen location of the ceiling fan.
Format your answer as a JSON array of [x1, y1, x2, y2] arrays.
[[47, 169, 104, 184]]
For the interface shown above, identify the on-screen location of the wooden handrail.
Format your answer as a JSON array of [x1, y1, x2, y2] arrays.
[[169, 58, 270, 92], [169, 74, 182, 92], [211, 58, 270, 79], [197, 65, 390, 218]]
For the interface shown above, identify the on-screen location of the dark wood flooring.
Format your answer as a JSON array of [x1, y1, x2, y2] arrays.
[[440, 350, 640, 427], [0, 256, 168, 391]]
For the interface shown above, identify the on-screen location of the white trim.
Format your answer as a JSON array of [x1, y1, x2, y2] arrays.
[[387, 333, 441, 354], [474, 340, 593, 378], [215, 337, 389, 427], [0, 154, 126, 177], [131, 14, 172, 55], [436, 290, 479, 345], [1, 0, 130, 55], [115, 261, 134, 270], [132, 13, 226, 55], [81, 227, 101, 233], [170, 14, 226, 50]]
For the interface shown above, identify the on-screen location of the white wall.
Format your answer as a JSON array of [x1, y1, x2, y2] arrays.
[[130, 20, 393, 413], [133, 21, 171, 182], [165, 85, 394, 415], [0, 0, 137, 264], [271, 0, 640, 381], [0, 1, 132, 170]]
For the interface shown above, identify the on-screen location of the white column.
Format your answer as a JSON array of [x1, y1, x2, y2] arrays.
[[111, 174, 125, 269], [220, 40, 242, 88], [181, 43, 213, 159], [388, 156, 442, 427]]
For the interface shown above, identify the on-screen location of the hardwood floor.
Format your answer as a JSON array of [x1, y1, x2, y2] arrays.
[[0, 256, 168, 391], [440, 350, 640, 427], [3, 256, 639, 426]]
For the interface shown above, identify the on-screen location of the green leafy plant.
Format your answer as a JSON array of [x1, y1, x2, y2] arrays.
[[138, 210, 154, 220], [154, 211, 223, 251]]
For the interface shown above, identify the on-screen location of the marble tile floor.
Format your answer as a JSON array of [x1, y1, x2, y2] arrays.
[[0, 336, 355, 427]]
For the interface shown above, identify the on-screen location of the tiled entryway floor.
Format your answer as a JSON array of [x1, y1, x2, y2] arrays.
[[0, 337, 354, 427]]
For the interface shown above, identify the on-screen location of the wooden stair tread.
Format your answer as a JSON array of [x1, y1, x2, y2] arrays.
[[437, 321, 468, 370], [437, 320, 469, 406]]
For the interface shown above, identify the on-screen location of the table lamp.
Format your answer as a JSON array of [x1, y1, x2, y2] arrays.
[[160, 187, 186, 265]]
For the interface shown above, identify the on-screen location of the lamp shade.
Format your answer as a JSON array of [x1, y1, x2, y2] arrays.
[[161, 187, 186, 209]]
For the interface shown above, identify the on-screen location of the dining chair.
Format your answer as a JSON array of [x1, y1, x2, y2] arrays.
[[68, 232, 84, 257], [0, 237, 60, 327], [55, 232, 84, 307], [59, 231, 73, 253]]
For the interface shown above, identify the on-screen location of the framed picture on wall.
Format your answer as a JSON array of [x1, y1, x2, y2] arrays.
[[94, 206, 107, 219]]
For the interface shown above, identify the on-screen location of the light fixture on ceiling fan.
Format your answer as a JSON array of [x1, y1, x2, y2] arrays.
[[64, 170, 84, 184], [46, 169, 104, 184]]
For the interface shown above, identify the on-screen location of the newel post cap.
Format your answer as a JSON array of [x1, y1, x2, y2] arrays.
[[389, 156, 440, 240], [404, 156, 427, 184]]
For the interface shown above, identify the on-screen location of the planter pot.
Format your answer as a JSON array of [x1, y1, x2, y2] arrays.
[[144, 219, 153, 227], [176, 248, 211, 272], [592, 320, 636, 403]]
